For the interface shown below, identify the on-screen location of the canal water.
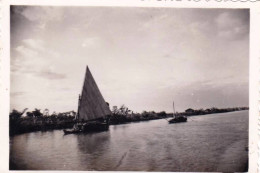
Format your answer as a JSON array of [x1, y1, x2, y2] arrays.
[[10, 110, 248, 172]]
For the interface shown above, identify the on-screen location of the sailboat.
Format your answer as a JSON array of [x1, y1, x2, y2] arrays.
[[168, 101, 187, 124], [63, 66, 112, 134]]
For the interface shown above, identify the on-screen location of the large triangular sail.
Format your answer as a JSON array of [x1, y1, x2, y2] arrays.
[[77, 66, 111, 121]]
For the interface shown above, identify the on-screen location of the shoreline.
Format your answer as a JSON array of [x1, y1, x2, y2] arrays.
[[9, 109, 248, 136]]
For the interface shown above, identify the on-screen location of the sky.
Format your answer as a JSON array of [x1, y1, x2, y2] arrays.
[[10, 6, 249, 113]]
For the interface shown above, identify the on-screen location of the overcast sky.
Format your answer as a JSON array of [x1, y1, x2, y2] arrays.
[[10, 6, 249, 113]]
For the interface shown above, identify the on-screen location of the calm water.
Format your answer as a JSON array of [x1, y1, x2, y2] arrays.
[[10, 110, 248, 172]]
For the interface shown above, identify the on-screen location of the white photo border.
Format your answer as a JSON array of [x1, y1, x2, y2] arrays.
[[1, 0, 259, 172]]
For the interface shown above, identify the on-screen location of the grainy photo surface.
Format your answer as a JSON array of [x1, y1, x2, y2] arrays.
[[10, 6, 249, 172]]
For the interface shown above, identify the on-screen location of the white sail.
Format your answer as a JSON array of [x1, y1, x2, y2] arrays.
[[78, 66, 111, 121]]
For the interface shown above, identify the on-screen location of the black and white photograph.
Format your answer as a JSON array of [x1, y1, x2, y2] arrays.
[[7, 4, 254, 172]]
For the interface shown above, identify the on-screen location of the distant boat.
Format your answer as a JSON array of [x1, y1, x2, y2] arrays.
[[64, 66, 112, 135], [168, 101, 187, 124]]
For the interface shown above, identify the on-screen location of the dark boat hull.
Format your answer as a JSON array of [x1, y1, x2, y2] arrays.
[[63, 122, 109, 135], [168, 116, 187, 124], [83, 122, 109, 132]]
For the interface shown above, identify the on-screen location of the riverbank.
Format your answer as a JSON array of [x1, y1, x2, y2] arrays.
[[109, 107, 249, 125], [10, 116, 75, 136], [9, 107, 248, 136]]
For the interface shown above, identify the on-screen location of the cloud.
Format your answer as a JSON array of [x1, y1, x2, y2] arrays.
[[12, 38, 66, 80], [11, 6, 64, 31], [35, 70, 67, 80], [189, 21, 211, 37], [141, 14, 168, 29], [23, 39, 45, 51], [20, 6, 64, 29], [15, 38, 46, 58], [81, 37, 101, 48], [15, 45, 38, 58], [215, 11, 249, 40]]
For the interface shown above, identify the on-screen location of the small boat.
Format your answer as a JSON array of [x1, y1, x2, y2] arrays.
[[63, 129, 81, 135], [168, 101, 187, 124], [168, 115, 187, 123], [63, 66, 111, 135]]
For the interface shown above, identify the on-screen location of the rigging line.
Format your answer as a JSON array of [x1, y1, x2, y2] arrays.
[[187, 116, 196, 121], [164, 118, 170, 122]]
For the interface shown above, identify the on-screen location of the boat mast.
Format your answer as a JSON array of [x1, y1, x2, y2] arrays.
[[76, 94, 81, 120], [173, 101, 176, 118]]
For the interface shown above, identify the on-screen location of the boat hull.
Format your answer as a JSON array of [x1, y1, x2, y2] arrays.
[[82, 122, 109, 132], [168, 116, 187, 124], [63, 122, 109, 135]]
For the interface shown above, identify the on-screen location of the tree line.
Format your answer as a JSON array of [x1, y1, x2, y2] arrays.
[[9, 108, 76, 136], [9, 105, 249, 135]]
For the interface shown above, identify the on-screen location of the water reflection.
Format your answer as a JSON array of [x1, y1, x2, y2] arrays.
[[74, 131, 110, 170], [76, 131, 111, 154]]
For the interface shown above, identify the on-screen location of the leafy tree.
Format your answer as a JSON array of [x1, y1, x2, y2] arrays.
[[43, 109, 49, 116], [119, 105, 128, 115], [112, 105, 131, 116], [112, 106, 119, 115], [26, 112, 34, 117], [158, 111, 167, 117], [9, 109, 22, 121], [185, 108, 194, 113], [71, 111, 76, 117], [141, 111, 149, 118], [32, 109, 43, 117]]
